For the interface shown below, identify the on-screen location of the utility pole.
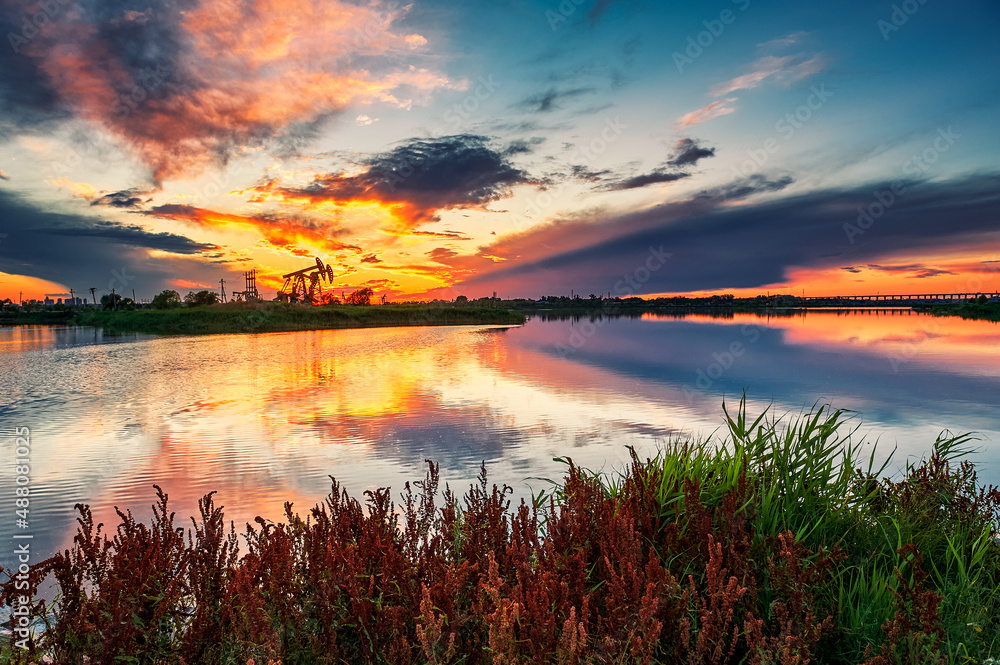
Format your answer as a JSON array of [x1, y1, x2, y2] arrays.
[[219, 278, 227, 303], [112, 288, 116, 311], [69, 288, 75, 306], [89, 287, 97, 306]]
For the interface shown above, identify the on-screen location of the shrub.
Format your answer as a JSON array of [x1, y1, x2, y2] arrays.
[[2, 401, 998, 664], [151, 289, 183, 309], [185, 290, 220, 307]]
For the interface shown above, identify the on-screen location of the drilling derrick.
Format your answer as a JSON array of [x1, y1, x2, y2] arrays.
[[232, 269, 261, 302], [277, 257, 337, 304]]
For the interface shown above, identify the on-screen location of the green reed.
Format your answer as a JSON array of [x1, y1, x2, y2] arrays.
[[580, 396, 1000, 664]]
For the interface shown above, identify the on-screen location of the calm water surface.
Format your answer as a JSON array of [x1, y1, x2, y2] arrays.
[[2, 309, 998, 569]]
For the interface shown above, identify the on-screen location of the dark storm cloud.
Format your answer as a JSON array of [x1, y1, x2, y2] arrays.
[[1, 192, 214, 253], [0, 39, 65, 139], [255, 134, 536, 225], [335, 134, 531, 202], [0, 189, 219, 293], [91, 188, 149, 208], [667, 138, 716, 167], [517, 87, 597, 113], [696, 174, 795, 201], [456, 173, 1000, 295], [44, 221, 217, 254], [503, 137, 546, 155], [570, 164, 615, 182], [574, 165, 613, 180], [596, 138, 716, 191], [601, 170, 690, 191], [0, 0, 189, 130]]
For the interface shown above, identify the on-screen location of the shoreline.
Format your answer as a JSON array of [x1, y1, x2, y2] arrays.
[[3, 300, 996, 335], [0, 303, 526, 335], [519, 302, 1000, 322], [911, 301, 1000, 322]]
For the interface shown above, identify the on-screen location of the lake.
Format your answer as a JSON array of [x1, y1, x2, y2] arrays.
[[2, 308, 998, 570]]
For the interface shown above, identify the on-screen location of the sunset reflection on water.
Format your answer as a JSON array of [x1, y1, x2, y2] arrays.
[[1, 310, 998, 568]]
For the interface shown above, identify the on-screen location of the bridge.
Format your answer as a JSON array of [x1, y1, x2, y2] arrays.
[[798, 292, 999, 306]]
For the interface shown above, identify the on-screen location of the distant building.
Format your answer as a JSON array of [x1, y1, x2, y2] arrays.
[[43, 297, 54, 306]]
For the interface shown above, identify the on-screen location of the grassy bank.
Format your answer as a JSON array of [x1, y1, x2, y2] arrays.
[[58, 302, 525, 335], [913, 301, 1000, 322], [3, 400, 998, 664], [0, 310, 74, 325]]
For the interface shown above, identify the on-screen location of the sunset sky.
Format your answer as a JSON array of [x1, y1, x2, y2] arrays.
[[1, 0, 998, 302]]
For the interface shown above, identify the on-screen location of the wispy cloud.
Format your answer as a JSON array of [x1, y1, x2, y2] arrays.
[[757, 31, 809, 52], [588, 0, 627, 24], [710, 54, 827, 96], [695, 174, 794, 202], [675, 98, 737, 128], [866, 263, 958, 279], [407, 229, 472, 240], [600, 171, 689, 192], [517, 87, 597, 113], [593, 138, 715, 191]]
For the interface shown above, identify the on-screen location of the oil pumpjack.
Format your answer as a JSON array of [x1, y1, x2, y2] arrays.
[[277, 257, 337, 304]]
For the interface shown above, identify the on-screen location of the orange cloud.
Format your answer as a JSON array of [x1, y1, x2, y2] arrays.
[[147, 204, 361, 256], [48, 176, 98, 200], [18, 0, 457, 183], [676, 98, 737, 128], [170, 278, 214, 290], [709, 54, 827, 96]]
